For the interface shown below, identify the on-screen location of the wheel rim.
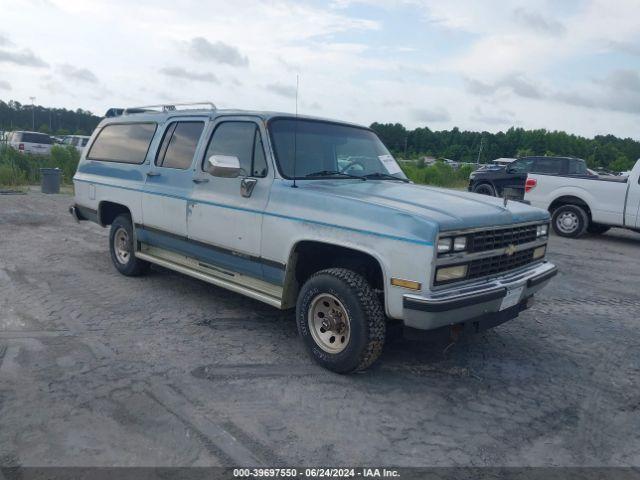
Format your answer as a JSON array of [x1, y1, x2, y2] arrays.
[[113, 227, 131, 264], [476, 185, 492, 195], [556, 211, 579, 234], [308, 293, 351, 354]]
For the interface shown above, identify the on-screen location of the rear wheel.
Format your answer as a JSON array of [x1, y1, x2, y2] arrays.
[[473, 183, 496, 196], [296, 268, 385, 374], [551, 205, 588, 238], [109, 214, 150, 276]]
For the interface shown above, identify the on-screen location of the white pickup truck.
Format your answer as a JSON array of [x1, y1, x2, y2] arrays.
[[524, 159, 640, 237]]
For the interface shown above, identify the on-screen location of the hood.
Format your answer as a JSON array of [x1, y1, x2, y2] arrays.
[[300, 180, 549, 232]]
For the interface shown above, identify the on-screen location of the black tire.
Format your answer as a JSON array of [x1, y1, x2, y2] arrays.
[[473, 183, 496, 196], [109, 214, 150, 276], [587, 223, 611, 235], [296, 268, 385, 374], [551, 205, 588, 238]]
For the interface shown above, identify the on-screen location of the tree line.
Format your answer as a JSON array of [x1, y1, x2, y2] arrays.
[[370, 122, 640, 172], [1, 99, 638, 171], [0, 100, 101, 137]]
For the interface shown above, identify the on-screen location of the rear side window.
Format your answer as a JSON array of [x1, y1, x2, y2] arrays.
[[532, 158, 561, 175], [203, 122, 268, 177], [156, 121, 205, 169], [87, 123, 157, 164], [22, 132, 52, 144], [567, 159, 587, 175]]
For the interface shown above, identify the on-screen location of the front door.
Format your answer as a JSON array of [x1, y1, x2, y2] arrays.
[[141, 118, 206, 238], [501, 157, 534, 196], [187, 117, 272, 280]]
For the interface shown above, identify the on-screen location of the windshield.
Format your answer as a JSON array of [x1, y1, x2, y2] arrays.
[[268, 118, 406, 180]]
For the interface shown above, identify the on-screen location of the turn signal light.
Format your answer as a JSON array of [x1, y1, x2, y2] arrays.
[[391, 278, 421, 290]]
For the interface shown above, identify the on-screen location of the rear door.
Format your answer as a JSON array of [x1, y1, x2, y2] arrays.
[[187, 116, 272, 279], [141, 117, 206, 238]]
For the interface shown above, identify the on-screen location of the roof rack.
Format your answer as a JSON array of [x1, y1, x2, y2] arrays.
[[105, 102, 217, 118], [124, 102, 217, 115]]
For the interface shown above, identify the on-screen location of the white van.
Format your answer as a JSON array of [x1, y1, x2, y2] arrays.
[[62, 135, 91, 153]]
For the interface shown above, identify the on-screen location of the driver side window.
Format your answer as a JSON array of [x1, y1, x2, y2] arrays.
[[510, 158, 534, 173], [203, 121, 268, 177]]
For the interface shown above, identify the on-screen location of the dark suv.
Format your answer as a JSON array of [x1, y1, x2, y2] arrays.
[[468, 156, 592, 197]]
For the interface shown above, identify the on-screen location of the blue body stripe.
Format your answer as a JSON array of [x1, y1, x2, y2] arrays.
[[74, 177, 434, 246], [136, 227, 286, 284]]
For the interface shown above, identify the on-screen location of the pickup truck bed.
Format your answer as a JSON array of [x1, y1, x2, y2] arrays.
[[524, 160, 640, 237]]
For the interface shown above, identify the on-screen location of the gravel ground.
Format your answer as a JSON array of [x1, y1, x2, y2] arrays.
[[0, 192, 639, 468]]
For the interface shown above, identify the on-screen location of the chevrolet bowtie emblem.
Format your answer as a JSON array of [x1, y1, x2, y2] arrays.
[[505, 244, 517, 256]]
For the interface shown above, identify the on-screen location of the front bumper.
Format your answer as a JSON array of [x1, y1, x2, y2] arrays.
[[402, 261, 557, 331]]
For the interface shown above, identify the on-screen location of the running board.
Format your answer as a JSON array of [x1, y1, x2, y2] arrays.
[[135, 251, 283, 308]]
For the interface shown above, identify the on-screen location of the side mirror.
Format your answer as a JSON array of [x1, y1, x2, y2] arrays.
[[207, 155, 241, 178]]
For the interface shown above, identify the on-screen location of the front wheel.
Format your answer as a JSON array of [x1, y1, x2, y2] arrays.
[[551, 205, 588, 238], [296, 268, 385, 374]]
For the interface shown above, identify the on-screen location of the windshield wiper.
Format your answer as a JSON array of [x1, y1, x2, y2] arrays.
[[305, 170, 366, 181], [363, 172, 410, 182]]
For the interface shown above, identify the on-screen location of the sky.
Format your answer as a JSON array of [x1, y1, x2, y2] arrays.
[[0, 0, 639, 139]]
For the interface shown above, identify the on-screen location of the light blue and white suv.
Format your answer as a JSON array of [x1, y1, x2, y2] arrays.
[[70, 102, 557, 373]]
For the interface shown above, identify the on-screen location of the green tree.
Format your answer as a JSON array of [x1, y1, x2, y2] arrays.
[[609, 156, 634, 172]]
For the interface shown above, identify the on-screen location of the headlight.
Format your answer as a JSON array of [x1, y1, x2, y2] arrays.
[[437, 237, 452, 253], [436, 265, 468, 283], [453, 236, 467, 251], [536, 224, 549, 237]]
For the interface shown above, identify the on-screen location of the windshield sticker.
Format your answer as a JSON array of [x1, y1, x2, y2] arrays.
[[379, 154, 402, 175]]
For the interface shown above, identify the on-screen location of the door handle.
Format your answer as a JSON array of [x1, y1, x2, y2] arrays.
[[146, 171, 161, 177], [241, 177, 258, 198], [193, 178, 209, 184]]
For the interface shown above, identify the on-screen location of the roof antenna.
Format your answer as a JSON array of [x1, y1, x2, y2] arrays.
[[292, 74, 299, 188]]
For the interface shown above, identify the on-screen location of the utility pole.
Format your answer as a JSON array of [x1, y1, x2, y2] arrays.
[[476, 136, 484, 165], [29, 96, 36, 130], [404, 136, 408, 158]]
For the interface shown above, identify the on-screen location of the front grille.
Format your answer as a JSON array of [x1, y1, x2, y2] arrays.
[[467, 247, 535, 281], [435, 247, 538, 286], [467, 224, 538, 253]]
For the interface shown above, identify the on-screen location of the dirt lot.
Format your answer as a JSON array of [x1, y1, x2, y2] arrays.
[[1, 192, 639, 468]]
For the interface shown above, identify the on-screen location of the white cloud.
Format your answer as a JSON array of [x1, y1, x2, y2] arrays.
[[0, 48, 48, 67], [160, 66, 219, 83], [187, 38, 248, 67], [57, 64, 98, 83]]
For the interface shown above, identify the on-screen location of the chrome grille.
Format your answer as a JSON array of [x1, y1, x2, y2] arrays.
[[467, 224, 538, 253], [467, 247, 535, 280]]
